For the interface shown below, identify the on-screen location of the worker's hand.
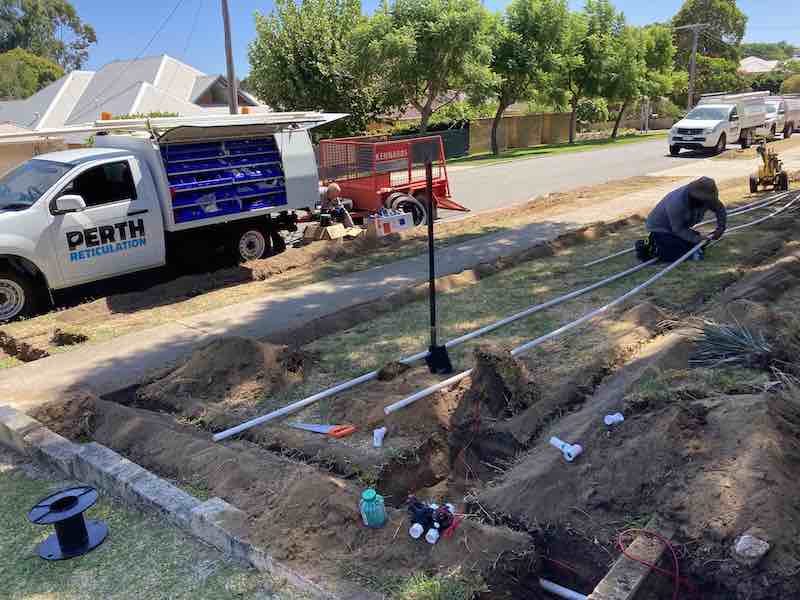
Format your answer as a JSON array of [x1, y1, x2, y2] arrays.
[[709, 228, 724, 241]]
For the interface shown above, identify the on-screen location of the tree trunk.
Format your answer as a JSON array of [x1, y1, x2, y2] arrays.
[[419, 109, 431, 133], [569, 96, 579, 144], [490, 103, 507, 156], [611, 99, 628, 139]]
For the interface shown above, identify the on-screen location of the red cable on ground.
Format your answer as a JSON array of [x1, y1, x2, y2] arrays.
[[617, 529, 700, 600]]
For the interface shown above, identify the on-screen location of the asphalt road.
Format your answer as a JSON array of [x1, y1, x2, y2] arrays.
[[447, 137, 701, 215]]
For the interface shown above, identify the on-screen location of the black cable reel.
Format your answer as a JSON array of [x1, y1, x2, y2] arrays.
[[27, 485, 108, 560]]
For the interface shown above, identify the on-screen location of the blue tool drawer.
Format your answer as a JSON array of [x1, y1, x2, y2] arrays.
[[161, 136, 289, 224]]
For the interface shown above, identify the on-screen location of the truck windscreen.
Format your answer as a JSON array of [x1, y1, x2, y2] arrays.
[[0, 159, 73, 210], [685, 107, 730, 120]]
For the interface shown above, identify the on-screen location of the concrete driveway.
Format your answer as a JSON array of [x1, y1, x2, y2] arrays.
[[447, 138, 703, 214]]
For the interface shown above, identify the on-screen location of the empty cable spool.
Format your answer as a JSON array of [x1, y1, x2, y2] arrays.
[[27, 485, 108, 560]]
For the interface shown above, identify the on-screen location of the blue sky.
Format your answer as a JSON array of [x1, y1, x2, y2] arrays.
[[74, 0, 800, 77]]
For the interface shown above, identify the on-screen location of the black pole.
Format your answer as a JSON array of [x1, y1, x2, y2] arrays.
[[424, 159, 453, 375], [426, 161, 437, 347]]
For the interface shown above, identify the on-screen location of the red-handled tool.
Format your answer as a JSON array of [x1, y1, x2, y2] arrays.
[[288, 423, 357, 438]]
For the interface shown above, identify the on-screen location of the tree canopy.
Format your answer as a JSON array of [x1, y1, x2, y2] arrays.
[[740, 41, 797, 61], [782, 74, 800, 95], [672, 0, 747, 63], [485, 0, 569, 153], [0, 0, 96, 70], [0, 48, 63, 100], [248, 0, 383, 135], [353, 0, 494, 131]]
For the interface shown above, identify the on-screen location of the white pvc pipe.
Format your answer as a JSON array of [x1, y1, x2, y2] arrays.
[[540, 578, 588, 600], [581, 190, 792, 268], [212, 259, 657, 441], [384, 239, 706, 415], [384, 191, 800, 416]]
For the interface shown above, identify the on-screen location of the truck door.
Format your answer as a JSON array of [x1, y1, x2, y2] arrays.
[[728, 107, 741, 141], [48, 157, 166, 287]]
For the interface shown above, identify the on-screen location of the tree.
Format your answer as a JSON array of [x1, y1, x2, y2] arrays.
[[782, 75, 800, 94], [692, 55, 747, 96], [0, 0, 96, 70], [354, 0, 494, 132], [248, 0, 383, 136], [0, 48, 63, 100], [553, 0, 624, 144], [672, 0, 747, 63], [606, 24, 681, 139], [484, 0, 568, 154], [740, 41, 797, 61]]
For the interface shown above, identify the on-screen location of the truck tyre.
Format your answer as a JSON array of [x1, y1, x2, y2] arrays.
[[785, 124, 793, 139], [669, 145, 680, 156], [770, 125, 777, 140], [715, 133, 727, 155], [749, 175, 759, 194], [234, 226, 270, 262], [390, 194, 428, 226], [0, 270, 38, 323]]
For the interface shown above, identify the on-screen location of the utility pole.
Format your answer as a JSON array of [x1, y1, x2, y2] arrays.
[[221, 0, 239, 115], [674, 23, 709, 110]]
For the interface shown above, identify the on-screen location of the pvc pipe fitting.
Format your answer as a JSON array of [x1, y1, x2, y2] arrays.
[[539, 578, 588, 600], [373, 427, 387, 448], [549, 436, 583, 462], [604, 412, 625, 426]]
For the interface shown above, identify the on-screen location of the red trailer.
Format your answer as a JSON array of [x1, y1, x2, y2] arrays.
[[318, 135, 468, 225]]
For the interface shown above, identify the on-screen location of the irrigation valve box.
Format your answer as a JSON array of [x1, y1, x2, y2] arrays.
[[366, 211, 414, 238]]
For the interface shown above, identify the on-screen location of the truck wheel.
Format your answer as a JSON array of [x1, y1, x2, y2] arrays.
[[234, 226, 270, 262], [785, 124, 793, 139], [669, 145, 680, 156], [778, 172, 790, 192], [391, 194, 428, 226], [0, 271, 37, 323], [749, 175, 759, 194], [770, 125, 777, 141], [715, 133, 727, 155]]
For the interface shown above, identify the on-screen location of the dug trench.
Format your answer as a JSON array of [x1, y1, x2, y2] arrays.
[[30, 205, 800, 598]]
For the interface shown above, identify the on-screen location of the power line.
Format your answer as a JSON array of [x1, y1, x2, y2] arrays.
[[164, 0, 205, 95], [70, 0, 187, 122]]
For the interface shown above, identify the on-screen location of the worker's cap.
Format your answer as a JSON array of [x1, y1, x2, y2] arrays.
[[687, 177, 719, 204]]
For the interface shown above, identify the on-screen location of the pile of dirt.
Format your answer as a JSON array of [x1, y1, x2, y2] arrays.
[[0, 331, 49, 362], [30, 387, 97, 440], [50, 328, 88, 346], [135, 337, 307, 418]]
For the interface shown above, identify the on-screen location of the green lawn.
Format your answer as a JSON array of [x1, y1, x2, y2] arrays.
[[0, 453, 307, 600], [448, 131, 668, 168]]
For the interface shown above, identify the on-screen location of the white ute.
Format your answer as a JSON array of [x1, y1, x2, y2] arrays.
[[764, 96, 800, 139], [668, 91, 768, 156], [0, 112, 344, 322]]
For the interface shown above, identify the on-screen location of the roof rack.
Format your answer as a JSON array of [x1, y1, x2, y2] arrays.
[[0, 112, 348, 145]]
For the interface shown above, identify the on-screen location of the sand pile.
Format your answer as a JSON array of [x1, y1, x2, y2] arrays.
[[135, 337, 307, 418]]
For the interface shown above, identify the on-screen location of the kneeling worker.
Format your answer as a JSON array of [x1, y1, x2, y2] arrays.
[[320, 182, 355, 228], [639, 176, 726, 262]]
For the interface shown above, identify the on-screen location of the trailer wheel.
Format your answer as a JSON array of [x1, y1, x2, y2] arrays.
[[234, 226, 270, 262], [391, 194, 428, 226], [0, 270, 37, 323], [740, 129, 752, 149], [749, 175, 759, 194], [778, 172, 790, 192]]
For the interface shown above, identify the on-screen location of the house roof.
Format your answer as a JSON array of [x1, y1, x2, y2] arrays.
[[0, 54, 266, 130], [739, 56, 781, 74]]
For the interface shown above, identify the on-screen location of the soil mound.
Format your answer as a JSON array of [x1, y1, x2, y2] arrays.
[[30, 388, 98, 440], [136, 337, 306, 416], [0, 331, 49, 362]]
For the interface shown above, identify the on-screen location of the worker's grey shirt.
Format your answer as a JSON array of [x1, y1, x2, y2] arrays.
[[645, 184, 727, 243]]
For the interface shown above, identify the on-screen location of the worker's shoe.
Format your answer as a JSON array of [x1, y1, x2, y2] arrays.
[[635, 237, 655, 262]]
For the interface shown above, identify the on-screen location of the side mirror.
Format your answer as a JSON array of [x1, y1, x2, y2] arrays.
[[54, 194, 86, 214], [730, 114, 739, 122]]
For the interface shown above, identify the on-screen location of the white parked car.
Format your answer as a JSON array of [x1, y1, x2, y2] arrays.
[[669, 92, 768, 156]]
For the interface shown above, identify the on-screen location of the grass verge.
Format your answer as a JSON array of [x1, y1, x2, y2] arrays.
[[448, 132, 667, 168], [0, 451, 306, 600]]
